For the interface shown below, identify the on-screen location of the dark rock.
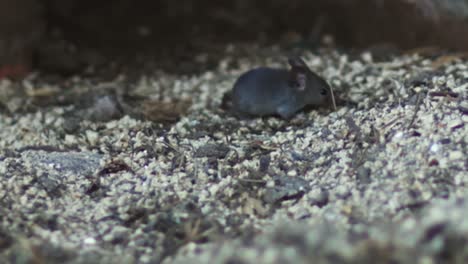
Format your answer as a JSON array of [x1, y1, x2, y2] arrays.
[[194, 144, 230, 159], [62, 115, 81, 134], [0, 228, 13, 251], [263, 176, 310, 204], [356, 167, 372, 185], [38, 174, 61, 195], [308, 188, 329, 208], [259, 155, 270, 172]]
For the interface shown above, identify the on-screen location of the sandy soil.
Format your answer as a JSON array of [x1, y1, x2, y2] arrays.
[[0, 44, 467, 263]]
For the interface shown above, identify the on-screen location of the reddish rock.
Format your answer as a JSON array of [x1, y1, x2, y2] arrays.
[[0, 0, 43, 78]]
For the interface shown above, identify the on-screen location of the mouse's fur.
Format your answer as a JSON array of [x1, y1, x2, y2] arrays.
[[228, 56, 331, 119]]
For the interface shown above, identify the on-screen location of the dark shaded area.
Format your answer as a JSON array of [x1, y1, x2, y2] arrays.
[[1, 0, 468, 77]]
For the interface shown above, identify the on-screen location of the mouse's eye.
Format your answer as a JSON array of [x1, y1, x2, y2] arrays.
[[320, 88, 328, 96]]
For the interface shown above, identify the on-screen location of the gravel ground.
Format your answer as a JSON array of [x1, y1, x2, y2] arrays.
[[0, 45, 467, 264]]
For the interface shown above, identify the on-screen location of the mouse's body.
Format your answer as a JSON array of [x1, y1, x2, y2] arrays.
[[232, 67, 293, 117], [230, 57, 331, 119]]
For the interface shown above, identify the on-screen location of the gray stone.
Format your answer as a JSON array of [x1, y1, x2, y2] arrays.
[[263, 176, 310, 204]]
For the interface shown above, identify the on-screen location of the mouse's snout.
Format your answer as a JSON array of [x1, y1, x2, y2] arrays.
[[312, 78, 335, 108]]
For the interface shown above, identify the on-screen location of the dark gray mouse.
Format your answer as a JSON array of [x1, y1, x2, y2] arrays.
[[228, 57, 331, 119]]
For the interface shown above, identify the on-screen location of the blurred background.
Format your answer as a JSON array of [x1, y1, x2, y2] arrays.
[[1, 0, 468, 78]]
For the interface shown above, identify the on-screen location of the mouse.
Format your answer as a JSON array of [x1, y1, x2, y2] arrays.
[[224, 57, 331, 119]]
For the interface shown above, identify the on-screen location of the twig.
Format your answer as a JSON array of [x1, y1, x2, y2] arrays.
[[407, 93, 423, 130], [238, 178, 267, 183], [429, 91, 459, 98]]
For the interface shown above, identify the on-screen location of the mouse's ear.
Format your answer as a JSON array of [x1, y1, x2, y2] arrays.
[[288, 57, 309, 70], [288, 57, 309, 91], [289, 68, 306, 91]]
